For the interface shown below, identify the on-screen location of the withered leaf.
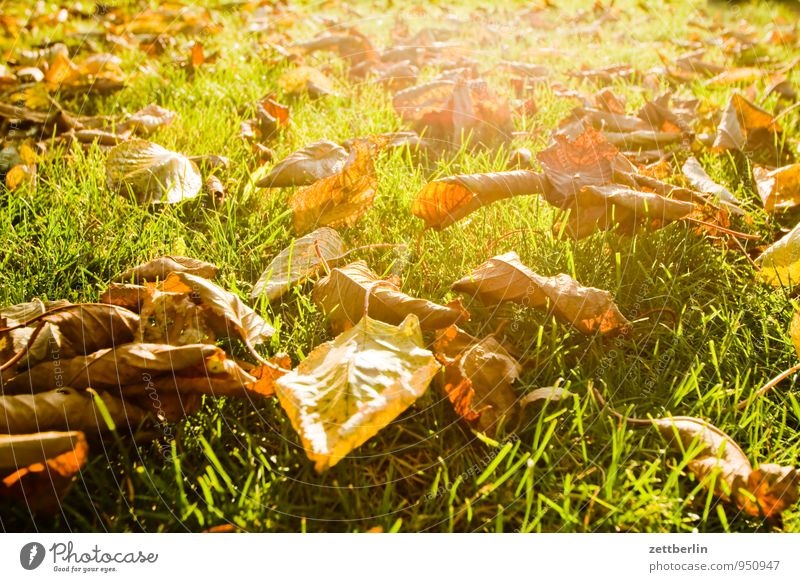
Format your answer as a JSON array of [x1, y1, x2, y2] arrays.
[[251, 227, 346, 301], [563, 184, 695, 239], [2, 343, 221, 394], [412, 170, 548, 230], [256, 140, 348, 188], [756, 221, 800, 287], [276, 314, 439, 472], [313, 260, 468, 332], [650, 415, 799, 519], [289, 139, 377, 234], [682, 156, 743, 213], [1, 430, 89, 515], [106, 139, 202, 204], [116, 255, 219, 283], [100, 283, 147, 312], [164, 272, 275, 345], [713, 92, 788, 164], [433, 328, 520, 435], [452, 252, 629, 335], [0, 388, 148, 434], [536, 126, 625, 206], [279, 66, 337, 98], [120, 103, 177, 135], [754, 164, 800, 213]]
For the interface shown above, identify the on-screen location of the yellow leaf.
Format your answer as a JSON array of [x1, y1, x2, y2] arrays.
[[276, 314, 439, 472]]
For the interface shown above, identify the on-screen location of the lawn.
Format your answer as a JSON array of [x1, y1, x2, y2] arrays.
[[2, 0, 800, 532]]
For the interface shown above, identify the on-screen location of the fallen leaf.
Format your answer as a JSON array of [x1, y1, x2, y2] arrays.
[[116, 255, 219, 283], [452, 252, 630, 334], [754, 164, 800, 213], [0, 388, 148, 433], [313, 260, 468, 332], [251, 227, 346, 301], [106, 139, 202, 204], [1, 430, 88, 515], [256, 140, 348, 188], [120, 103, 177, 135], [756, 222, 800, 287], [276, 314, 439, 471], [651, 415, 799, 519], [279, 65, 337, 97], [713, 92, 788, 164], [682, 156, 743, 213], [412, 170, 548, 230], [562, 184, 695, 239], [289, 139, 377, 234], [164, 272, 275, 345], [433, 329, 520, 435]]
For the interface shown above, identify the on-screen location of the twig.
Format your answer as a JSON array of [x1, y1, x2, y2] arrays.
[[736, 362, 800, 411], [591, 385, 652, 426], [683, 216, 761, 240]]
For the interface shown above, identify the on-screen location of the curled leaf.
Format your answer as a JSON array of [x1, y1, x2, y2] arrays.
[[313, 260, 468, 332], [412, 170, 548, 230], [115, 255, 219, 283], [452, 252, 629, 335], [754, 164, 800, 213]]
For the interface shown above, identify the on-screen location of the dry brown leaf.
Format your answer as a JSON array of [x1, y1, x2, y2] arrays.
[[279, 66, 337, 97], [99, 283, 148, 312], [452, 252, 630, 335], [313, 260, 469, 332], [563, 184, 695, 239], [276, 314, 439, 472], [251, 227, 346, 301], [754, 164, 800, 213], [1, 430, 88, 515], [256, 140, 348, 188], [713, 92, 789, 164], [411, 170, 548, 230], [650, 416, 799, 519], [433, 328, 520, 435], [164, 272, 275, 346], [0, 388, 148, 433], [756, 222, 800, 287], [289, 140, 377, 234], [2, 342, 221, 394], [116, 256, 218, 283], [120, 104, 177, 135]]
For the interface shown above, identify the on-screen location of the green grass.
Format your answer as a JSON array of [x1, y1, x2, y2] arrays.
[[2, 0, 800, 532]]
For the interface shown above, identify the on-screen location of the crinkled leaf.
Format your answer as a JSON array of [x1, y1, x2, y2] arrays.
[[276, 314, 439, 472], [116, 255, 219, 283], [0, 388, 147, 433], [682, 156, 743, 213], [754, 164, 800, 213], [289, 140, 377, 234], [165, 272, 275, 345], [313, 260, 468, 332], [452, 252, 629, 335]]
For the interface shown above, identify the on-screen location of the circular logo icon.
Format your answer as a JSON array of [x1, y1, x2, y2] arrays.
[[20, 542, 46, 570]]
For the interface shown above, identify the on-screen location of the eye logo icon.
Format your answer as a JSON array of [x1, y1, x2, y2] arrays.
[[20, 542, 46, 570]]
